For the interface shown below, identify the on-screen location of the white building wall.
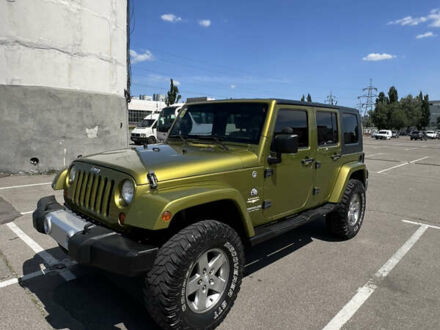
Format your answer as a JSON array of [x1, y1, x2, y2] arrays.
[[0, 0, 127, 96]]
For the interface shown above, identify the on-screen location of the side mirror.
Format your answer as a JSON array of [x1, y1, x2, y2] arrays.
[[268, 134, 298, 164], [273, 134, 298, 154]]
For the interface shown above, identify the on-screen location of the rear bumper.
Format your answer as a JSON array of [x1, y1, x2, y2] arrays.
[[33, 196, 158, 277]]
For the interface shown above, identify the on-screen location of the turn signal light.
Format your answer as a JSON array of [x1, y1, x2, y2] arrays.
[[118, 212, 126, 225], [161, 211, 172, 222]]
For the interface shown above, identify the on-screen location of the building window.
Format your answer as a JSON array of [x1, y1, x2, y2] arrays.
[[342, 113, 359, 144], [128, 110, 152, 124], [317, 111, 338, 146], [273, 109, 309, 148]]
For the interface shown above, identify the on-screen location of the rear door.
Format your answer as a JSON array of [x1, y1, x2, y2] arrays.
[[311, 109, 342, 206]]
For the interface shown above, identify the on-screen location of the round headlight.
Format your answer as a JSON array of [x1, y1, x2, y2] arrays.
[[69, 166, 77, 183], [121, 180, 134, 204]]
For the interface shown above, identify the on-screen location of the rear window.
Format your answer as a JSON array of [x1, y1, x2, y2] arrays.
[[316, 111, 338, 146], [343, 113, 359, 144]]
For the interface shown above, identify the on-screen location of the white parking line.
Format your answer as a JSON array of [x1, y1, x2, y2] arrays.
[[402, 219, 440, 230], [0, 270, 47, 289], [20, 211, 34, 215], [377, 156, 429, 173], [366, 153, 383, 158], [322, 225, 428, 330], [0, 182, 51, 191], [6, 222, 76, 281]]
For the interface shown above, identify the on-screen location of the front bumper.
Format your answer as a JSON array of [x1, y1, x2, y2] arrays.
[[33, 196, 158, 277]]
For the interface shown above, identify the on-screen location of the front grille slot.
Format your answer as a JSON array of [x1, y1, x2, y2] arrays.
[[71, 169, 115, 218]]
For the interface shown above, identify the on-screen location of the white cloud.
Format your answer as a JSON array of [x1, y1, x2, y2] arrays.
[[416, 31, 436, 39], [161, 14, 182, 23], [362, 53, 396, 61], [130, 50, 154, 64], [198, 19, 211, 27], [230, 84, 236, 89], [388, 8, 440, 27]]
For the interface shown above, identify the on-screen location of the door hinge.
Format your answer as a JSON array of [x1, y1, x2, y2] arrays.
[[313, 187, 320, 195], [264, 168, 273, 178], [262, 200, 272, 209]]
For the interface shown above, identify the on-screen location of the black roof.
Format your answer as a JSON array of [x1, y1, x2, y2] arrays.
[[275, 99, 359, 113]]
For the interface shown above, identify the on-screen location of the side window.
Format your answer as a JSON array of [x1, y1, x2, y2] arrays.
[[342, 113, 359, 144], [316, 111, 338, 146], [273, 109, 308, 149]]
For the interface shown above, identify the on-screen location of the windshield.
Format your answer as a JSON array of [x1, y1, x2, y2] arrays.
[[168, 102, 268, 144], [379, 131, 387, 134], [158, 107, 178, 132], [137, 119, 155, 128]]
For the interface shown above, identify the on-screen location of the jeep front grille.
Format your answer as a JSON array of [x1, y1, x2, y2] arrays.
[[70, 170, 115, 217]]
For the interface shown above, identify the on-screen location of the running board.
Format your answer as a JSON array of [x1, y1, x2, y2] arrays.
[[249, 203, 337, 246]]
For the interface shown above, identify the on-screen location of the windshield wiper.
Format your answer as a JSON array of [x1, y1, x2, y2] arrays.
[[190, 135, 229, 151]]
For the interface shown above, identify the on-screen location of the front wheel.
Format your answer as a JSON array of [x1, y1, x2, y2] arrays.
[[145, 220, 244, 329], [326, 179, 366, 239]]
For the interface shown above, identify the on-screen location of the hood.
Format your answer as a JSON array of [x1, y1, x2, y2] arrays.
[[132, 127, 148, 133], [76, 144, 259, 185]]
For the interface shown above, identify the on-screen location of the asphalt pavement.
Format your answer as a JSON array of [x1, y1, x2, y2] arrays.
[[0, 136, 439, 330]]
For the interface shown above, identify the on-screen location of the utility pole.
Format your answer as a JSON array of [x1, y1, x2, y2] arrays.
[[325, 91, 337, 105], [357, 78, 377, 116]]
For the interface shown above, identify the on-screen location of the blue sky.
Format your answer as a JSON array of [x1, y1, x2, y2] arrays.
[[129, 0, 440, 108]]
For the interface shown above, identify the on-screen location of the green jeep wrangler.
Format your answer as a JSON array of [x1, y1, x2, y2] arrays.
[[33, 99, 367, 329]]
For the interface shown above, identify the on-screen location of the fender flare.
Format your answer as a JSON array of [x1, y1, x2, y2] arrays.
[[329, 162, 367, 203]]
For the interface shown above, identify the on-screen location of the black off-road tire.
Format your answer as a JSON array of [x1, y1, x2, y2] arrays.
[[326, 179, 366, 239], [145, 220, 244, 330]]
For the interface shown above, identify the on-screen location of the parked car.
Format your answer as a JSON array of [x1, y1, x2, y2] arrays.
[[33, 99, 367, 330], [410, 131, 427, 141], [130, 113, 159, 144], [375, 130, 392, 140], [391, 130, 399, 138], [425, 130, 437, 139], [371, 130, 378, 138]]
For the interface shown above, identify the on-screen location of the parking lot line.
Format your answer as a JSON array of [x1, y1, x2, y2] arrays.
[[0, 278, 18, 288], [20, 211, 34, 215], [322, 225, 428, 330], [0, 269, 46, 289], [5, 222, 76, 281], [0, 182, 51, 191], [366, 153, 383, 158], [377, 156, 429, 173], [402, 219, 440, 230]]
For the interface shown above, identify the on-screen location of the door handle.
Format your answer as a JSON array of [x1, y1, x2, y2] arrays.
[[331, 153, 341, 161], [301, 157, 314, 166]]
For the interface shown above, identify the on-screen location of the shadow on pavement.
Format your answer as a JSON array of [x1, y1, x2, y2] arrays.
[[21, 218, 339, 329], [21, 248, 160, 330]]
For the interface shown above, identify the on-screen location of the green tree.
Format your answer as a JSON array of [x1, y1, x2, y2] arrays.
[[400, 94, 422, 129], [165, 79, 182, 106], [306, 93, 312, 103], [389, 103, 407, 130], [375, 92, 388, 105], [301, 95, 305, 102], [370, 102, 389, 129], [420, 94, 430, 128], [388, 86, 398, 104]]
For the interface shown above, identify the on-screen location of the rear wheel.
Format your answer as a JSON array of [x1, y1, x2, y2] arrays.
[[147, 136, 157, 144], [145, 220, 244, 330], [327, 179, 366, 239]]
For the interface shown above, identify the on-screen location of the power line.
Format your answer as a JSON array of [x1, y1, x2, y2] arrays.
[[357, 78, 377, 116], [325, 91, 337, 105]]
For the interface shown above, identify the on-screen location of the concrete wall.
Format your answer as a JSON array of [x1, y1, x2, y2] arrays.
[[0, 85, 128, 173], [0, 0, 129, 173]]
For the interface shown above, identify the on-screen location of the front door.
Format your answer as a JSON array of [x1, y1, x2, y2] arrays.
[[262, 107, 315, 222]]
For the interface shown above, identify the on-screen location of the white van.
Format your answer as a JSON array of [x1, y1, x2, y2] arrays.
[[156, 104, 185, 143], [130, 113, 159, 144], [375, 130, 392, 140]]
